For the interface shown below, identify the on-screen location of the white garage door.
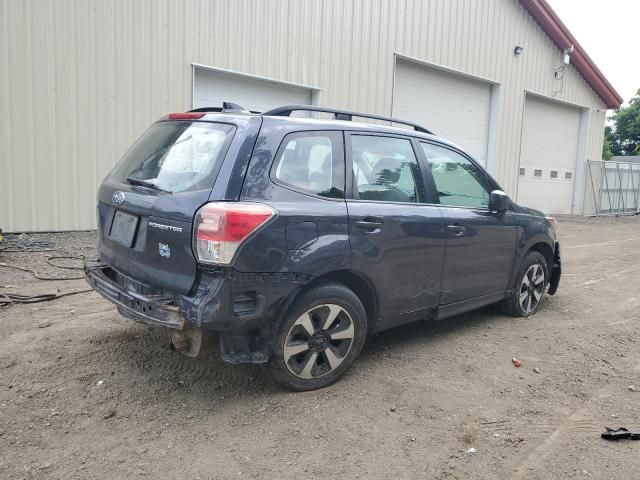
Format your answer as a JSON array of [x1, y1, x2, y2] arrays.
[[517, 96, 581, 214], [393, 60, 492, 166], [193, 67, 313, 113]]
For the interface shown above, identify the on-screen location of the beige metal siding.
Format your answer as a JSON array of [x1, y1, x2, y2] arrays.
[[0, 0, 608, 231]]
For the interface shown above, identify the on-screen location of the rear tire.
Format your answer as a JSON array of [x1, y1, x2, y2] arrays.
[[268, 282, 367, 391], [501, 251, 549, 317]]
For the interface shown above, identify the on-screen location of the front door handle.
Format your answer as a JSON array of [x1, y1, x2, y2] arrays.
[[355, 216, 383, 231], [447, 224, 467, 236]]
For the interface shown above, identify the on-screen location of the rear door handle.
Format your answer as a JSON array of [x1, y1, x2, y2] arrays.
[[355, 216, 383, 231], [447, 224, 467, 236]]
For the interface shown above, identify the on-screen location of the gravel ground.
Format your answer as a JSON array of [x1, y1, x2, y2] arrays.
[[1, 215, 639, 479]]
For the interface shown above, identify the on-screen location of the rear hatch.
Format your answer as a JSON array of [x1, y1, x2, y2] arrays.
[[97, 118, 237, 294]]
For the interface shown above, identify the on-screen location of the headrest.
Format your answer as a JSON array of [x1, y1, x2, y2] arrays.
[[321, 152, 332, 171]]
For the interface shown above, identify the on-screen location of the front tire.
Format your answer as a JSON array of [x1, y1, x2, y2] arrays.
[[501, 251, 549, 317], [268, 282, 367, 391]]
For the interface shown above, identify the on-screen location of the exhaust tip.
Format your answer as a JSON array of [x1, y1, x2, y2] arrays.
[[169, 328, 205, 358], [169, 334, 189, 353]]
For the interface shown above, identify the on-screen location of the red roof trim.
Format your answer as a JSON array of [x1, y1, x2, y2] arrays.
[[519, 0, 623, 108]]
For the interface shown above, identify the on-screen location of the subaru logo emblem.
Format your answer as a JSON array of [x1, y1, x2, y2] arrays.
[[112, 191, 125, 205], [158, 243, 171, 258]]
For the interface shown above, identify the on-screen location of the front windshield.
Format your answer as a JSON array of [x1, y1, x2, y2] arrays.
[[110, 121, 235, 193]]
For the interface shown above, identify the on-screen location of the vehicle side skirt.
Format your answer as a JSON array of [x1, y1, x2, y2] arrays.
[[434, 291, 509, 321]]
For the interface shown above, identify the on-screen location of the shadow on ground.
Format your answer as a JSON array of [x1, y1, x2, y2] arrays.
[[64, 304, 509, 405]]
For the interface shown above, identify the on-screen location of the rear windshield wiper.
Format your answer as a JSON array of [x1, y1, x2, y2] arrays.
[[126, 176, 172, 194]]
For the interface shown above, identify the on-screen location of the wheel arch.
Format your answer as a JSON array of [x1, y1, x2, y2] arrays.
[[279, 269, 379, 335], [507, 236, 555, 292], [527, 241, 554, 272]]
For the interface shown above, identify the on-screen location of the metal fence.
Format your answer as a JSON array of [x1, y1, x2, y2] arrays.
[[587, 160, 640, 215]]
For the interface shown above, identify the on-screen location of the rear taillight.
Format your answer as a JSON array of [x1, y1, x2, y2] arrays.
[[193, 202, 277, 265], [168, 112, 206, 120]]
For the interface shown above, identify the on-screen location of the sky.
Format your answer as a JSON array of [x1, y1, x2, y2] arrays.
[[547, 0, 639, 107]]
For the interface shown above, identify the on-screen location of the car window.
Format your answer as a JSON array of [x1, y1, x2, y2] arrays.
[[420, 143, 491, 208], [351, 135, 423, 203], [111, 121, 235, 193], [272, 132, 344, 198]]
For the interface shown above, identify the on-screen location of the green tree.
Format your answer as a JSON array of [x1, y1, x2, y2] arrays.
[[608, 91, 640, 156], [602, 125, 614, 160]]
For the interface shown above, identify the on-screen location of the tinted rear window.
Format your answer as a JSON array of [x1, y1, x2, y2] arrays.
[[111, 121, 235, 193]]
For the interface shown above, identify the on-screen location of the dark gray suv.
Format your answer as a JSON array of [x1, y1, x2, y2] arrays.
[[86, 103, 561, 390]]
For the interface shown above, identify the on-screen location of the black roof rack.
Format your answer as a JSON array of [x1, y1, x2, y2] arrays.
[[262, 104, 433, 134]]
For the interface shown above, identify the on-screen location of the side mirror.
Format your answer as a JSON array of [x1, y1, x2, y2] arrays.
[[489, 190, 510, 212]]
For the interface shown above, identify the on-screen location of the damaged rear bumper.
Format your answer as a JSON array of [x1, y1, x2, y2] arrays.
[[548, 241, 561, 295], [84, 260, 306, 363], [85, 260, 186, 329]]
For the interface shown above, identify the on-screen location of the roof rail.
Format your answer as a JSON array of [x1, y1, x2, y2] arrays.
[[262, 104, 433, 134]]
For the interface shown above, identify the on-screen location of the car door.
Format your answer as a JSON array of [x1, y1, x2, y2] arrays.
[[346, 132, 446, 331], [418, 141, 517, 305]]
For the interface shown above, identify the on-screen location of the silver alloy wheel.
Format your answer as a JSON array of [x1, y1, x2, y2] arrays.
[[519, 263, 545, 314], [283, 304, 355, 379]]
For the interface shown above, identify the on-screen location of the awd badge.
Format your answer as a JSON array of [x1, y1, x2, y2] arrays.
[[158, 243, 171, 258]]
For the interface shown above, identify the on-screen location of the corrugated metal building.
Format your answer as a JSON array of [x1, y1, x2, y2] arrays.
[[0, 0, 622, 231]]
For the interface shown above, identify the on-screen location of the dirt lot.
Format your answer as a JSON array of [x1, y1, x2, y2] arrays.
[[1, 215, 639, 479]]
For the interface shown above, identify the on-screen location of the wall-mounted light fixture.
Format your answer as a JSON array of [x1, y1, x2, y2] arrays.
[[514, 46, 524, 55], [563, 45, 574, 65]]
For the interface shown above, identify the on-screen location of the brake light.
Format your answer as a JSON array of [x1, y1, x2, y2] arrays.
[[168, 112, 206, 120], [194, 202, 277, 265]]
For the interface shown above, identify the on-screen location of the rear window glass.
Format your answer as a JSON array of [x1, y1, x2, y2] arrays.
[[271, 131, 344, 198], [110, 121, 235, 193]]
